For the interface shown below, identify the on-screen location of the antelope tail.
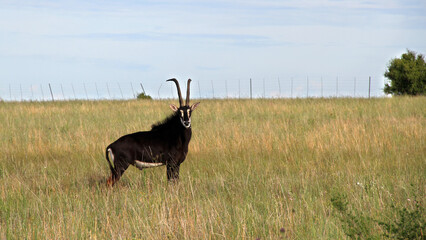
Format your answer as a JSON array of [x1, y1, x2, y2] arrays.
[[106, 148, 115, 174]]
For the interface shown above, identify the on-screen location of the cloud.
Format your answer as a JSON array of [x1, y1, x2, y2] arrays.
[[51, 32, 283, 47], [0, 54, 151, 73]]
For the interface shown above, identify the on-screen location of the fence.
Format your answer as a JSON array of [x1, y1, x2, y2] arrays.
[[0, 76, 387, 101]]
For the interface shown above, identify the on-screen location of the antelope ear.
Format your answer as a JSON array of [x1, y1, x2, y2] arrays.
[[191, 102, 200, 111], [169, 104, 179, 112]]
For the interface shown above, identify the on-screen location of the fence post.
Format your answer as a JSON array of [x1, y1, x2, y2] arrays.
[[157, 83, 163, 99], [250, 78, 252, 99], [95, 83, 100, 99], [140, 83, 146, 94], [306, 76, 309, 98], [291, 78, 293, 98], [368, 76, 371, 98], [130, 82, 135, 98], [336, 76, 339, 97], [72, 84, 76, 100], [20, 84, 23, 101], [238, 79, 241, 99], [118, 82, 123, 99], [211, 80, 215, 99], [321, 77, 323, 98], [354, 77, 356, 97], [41, 84, 45, 101], [49, 83, 54, 101], [61, 84, 65, 100], [278, 77, 281, 98], [197, 80, 201, 99], [83, 83, 88, 100], [107, 83, 111, 99], [225, 79, 228, 98]]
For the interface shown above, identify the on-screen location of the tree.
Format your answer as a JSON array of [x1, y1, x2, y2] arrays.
[[384, 50, 426, 95]]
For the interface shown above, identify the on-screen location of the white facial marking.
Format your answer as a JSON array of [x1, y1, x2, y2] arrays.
[[180, 110, 184, 117], [180, 118, 191, 128]]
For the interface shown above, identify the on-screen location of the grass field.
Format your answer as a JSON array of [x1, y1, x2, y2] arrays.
[[0, 97, 424, 239]]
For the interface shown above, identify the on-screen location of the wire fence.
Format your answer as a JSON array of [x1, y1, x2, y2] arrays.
[[1, 76, 387, 101]]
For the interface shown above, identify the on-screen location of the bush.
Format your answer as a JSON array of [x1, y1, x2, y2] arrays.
[[379, 198, 425, 240], [136, 92, 152, 100], [330, 191, 379, 239], [331, 189, 425, 240]]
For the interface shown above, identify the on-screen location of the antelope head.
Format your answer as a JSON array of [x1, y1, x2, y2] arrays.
[[167, 78, 200, 128]]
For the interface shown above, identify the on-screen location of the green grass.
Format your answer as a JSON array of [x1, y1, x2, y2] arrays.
[[0, 97, 424, 239]]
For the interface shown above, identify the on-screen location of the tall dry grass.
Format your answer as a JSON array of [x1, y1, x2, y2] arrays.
[[0, 97, 424, 239]]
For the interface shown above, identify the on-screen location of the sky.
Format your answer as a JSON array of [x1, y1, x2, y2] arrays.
[[1, 0, 425, 100]]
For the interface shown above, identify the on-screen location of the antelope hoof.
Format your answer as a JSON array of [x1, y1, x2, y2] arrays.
[[107, 176, 114, 187]]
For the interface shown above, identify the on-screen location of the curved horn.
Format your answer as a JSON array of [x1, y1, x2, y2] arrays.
[[186, 79, 192, 106], [167, 78, 183, 106]]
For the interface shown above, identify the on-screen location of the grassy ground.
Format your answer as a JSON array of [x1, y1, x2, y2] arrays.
[[0, 97, 424, 239]]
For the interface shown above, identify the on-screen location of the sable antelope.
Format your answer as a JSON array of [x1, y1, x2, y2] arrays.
[[106, 78, 200, 186]]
